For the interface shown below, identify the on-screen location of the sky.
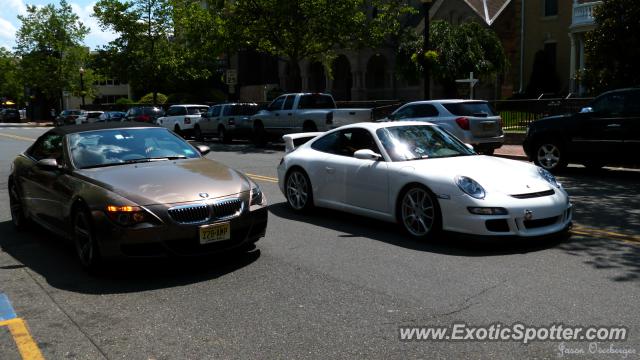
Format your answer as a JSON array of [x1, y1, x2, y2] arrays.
[[0, 0, 117, 51]]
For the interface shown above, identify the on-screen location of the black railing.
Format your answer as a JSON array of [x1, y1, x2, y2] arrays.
[[490, 98, 593, 132]]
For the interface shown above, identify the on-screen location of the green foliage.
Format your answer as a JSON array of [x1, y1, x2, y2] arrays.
[[0, 48, 24, 105], [139, 92, 168, 104], [115, 97, 134, 105], [14, 0, 90, 105], [94, 0, 175, 104], [399, 20, 508, 95], [584, 0, 640, 94], [230, 0, 411, 90]]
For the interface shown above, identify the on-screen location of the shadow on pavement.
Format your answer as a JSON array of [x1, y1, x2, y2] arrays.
[[267, 202, 567, 257], [0, 221, 261, 294]]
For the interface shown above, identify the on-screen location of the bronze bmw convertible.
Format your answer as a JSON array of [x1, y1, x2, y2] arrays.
[[8, 122, 268, 270]]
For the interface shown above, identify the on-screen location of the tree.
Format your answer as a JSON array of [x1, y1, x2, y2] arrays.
[[584, 0, 640, 94], [400, 20, 508, 97], [94, 0, 175, 104], [15, 0, 90, 110], [0, 48, 24, 106], [230, 0, 411, 91]]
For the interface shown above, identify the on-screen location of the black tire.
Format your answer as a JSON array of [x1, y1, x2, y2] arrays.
[[174, 125, 183, 138], [73, 209, 103, 272], [397, 185, 441, 240], [194, 125, 204, 141], [533, 140, 568, 172], [302, 121, 317, 132], [9, 181, 29, 231], [285, 169, 314, 212], [478, 148, 494, 156], [219, 126, 232, 144], [252, 121, 267, 147]]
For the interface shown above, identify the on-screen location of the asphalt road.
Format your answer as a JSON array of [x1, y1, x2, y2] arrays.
[[0, 127, 639, 359]]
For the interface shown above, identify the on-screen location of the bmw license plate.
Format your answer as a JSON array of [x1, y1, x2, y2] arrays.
[[199, 222, 230, 244]]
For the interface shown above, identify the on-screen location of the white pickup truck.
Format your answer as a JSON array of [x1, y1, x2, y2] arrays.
[[250, 93, 372, 145]]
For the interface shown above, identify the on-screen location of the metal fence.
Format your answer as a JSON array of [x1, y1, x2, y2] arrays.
[[490, 98, 593, 132]]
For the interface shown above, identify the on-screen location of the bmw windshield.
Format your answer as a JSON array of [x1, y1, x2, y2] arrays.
[[376, 125, 475, 161], [68, 128, 200, 169]]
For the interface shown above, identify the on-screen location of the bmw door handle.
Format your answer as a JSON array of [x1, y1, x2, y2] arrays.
[[606, 123, 621, 128], [325, 166, 335, 174]]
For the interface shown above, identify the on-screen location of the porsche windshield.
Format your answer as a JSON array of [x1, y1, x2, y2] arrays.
[[376, 125, 475, 161], [69, 128, 200, 169]]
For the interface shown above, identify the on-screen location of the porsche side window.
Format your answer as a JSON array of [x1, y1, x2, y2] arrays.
[[311, 132, 340, 154], [336, 129, 380, 157]]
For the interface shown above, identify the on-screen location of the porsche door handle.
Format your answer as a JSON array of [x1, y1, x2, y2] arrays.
[[325, 167, 335, 174]]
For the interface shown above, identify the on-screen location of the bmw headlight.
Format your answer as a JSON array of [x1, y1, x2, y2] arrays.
[[455, 176, 486, 199], [250, 184, 266, 206], [538, 167, 561, 189]]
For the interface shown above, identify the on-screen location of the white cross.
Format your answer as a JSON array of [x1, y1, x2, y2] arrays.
[[455, 72, 479, 99]]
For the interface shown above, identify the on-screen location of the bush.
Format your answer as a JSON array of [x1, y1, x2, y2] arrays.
[[115, 97, 134, 105], [138, 92, 168, 104]]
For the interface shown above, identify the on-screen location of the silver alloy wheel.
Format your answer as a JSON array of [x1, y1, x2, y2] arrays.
[[401, 187, 435, 237], [9, 183, 23, 228], [536, 144, 561, 169], [286, 171, 309, 210], [74, 212, 95, 268]]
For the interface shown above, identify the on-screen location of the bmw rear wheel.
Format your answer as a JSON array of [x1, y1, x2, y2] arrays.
[[285, 170, 313, 212], [399, 186, 440, 239]]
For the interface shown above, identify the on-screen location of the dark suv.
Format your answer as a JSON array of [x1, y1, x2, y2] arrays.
[[0, 109, 20, 122], [523, 88, 640, 172], [124, 106, 165, 123]]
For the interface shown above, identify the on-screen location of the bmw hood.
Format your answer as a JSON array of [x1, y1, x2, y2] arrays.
[[409, 155, 554, 195], [75, 158, 252, 206]]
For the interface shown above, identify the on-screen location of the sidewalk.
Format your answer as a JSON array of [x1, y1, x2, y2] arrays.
[[494, 144, 527, 161], [0, 122, 53, 127]]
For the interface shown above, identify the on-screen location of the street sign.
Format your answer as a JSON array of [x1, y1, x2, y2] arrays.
[[225, 69, 237, 85], [456, 72, 479, 99]]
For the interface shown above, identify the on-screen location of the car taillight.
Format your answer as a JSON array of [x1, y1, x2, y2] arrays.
[[326, 111, 333, 125], [139, 114, 151, 122], [184, 117, 191, 124], [455, 117, 470, 130]]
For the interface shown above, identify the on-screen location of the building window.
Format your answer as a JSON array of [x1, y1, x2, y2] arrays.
[[544, 0, 558, 17]]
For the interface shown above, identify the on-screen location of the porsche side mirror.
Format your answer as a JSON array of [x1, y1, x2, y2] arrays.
[[196, 145, 210, 155], [465, 143, 474, 151], [36, 158, 59, 170], [354, 149, 382, 161]]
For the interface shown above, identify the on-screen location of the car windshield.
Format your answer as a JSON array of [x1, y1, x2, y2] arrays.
[[376, 125, 475, 161], [68, 128, 200, 169], [442, 102, 496, 117]]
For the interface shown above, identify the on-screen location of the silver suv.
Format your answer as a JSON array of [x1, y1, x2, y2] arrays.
[[385, 100, 504, 154]]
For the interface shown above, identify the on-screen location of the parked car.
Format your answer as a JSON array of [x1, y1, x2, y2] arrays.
[[383, 100, 504, 155], [124, 106, 165, 123], [75, 111, 104, 124], [0, 108, 21, 122], [7, 122, 268, 271], [98, 111, 127, 122], [278, 121, 571, 240], [55, 109, 85, 126], [523, 88, 640, 172], [156, 104, 209, 138], [197, 103, 260, 142], [250, 93, 372, 145]]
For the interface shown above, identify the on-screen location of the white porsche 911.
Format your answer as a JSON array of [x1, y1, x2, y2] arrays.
[[277, 121, 572, 239]]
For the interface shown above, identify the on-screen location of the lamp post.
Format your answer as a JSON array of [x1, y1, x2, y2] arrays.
[[79, 67, 85, 108], [421, 0, 433, 100]]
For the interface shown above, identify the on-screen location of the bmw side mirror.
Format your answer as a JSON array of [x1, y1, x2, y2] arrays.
[[196, 145, 210, 155], [354, 149, 382, 161], [580, 107, 594, 114], [36, 158, 59, 170]]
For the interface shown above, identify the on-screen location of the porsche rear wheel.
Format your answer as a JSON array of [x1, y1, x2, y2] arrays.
[[399, 186, 441, 240], [285, 169, 313, 212]]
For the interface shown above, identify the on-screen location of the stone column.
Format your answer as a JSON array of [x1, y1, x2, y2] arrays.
[[569, 33, 577, 93]]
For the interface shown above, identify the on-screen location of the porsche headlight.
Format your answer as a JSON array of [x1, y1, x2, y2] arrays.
[[250, 184, 265, 206], [538, 167, 561, 189], [455, 176, 486, 199]]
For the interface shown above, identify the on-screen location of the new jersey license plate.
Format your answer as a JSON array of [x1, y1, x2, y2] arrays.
[[199, 222, 230, 244]]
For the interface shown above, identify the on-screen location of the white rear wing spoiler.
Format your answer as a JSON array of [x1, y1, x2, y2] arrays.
[[283, 132, 323, 153]]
